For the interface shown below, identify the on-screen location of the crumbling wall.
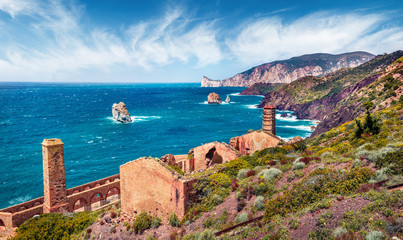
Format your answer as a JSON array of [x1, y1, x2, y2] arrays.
[[120, 157, 194, 220], [230, 131, 282, 155]]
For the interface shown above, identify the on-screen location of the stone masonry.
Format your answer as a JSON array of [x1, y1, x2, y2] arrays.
[[120, 157, 195, 220], [42, 139, 69, 213], [263, 105, 276, 135]]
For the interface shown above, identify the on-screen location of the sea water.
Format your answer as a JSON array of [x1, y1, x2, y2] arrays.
[[0, 82, 316, 208]]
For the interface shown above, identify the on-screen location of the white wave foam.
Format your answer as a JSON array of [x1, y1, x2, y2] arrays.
[[229, 92, 240, 96], [245, 104, 259, 109], [107, 116, 161, 123], [8, 195, 32, 206], [131, 116, 161, 122], [275, 114, 298, 122], [281, 125, 315, 132]]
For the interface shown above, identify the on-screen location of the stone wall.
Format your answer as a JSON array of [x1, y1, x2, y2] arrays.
[[230, 131, 282, 155], [191, 142, 240, 171], [120, 157, 195, 220]]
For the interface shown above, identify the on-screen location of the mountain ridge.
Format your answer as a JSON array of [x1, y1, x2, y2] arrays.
[[201, 51, 374, 87]]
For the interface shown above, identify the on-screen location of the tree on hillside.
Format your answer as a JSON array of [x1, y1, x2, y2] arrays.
[[355, 102, 382, 138]]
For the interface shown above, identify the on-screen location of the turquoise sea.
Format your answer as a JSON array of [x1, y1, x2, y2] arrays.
[[0, 83, 316, 208]]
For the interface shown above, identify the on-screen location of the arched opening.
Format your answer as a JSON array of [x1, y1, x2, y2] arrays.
[[115, 177, 119, 181], [84, 186, 91, 191], [105, 180, 110, 184], [90, 193, 103, 209], [205, 147, 223, 168], [106, 187, 120, 203], [73, 189, 80, 194], [95, 183, 101, 187], [0, 219, 5, 226], [73, 198, 88, 212], [17, 206, 27, 212], [33, 202, 41, 207]]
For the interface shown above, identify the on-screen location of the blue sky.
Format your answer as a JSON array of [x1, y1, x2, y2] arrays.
[[0, 0, 402, 82]]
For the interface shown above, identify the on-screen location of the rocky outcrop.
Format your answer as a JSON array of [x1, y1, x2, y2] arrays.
[[225, 95, 230, 103], [202, 52, 374, 87], [207, 92, 222, 104], [230, 131, 283, 155], [112, 102, 132, 123], [287, 136, 303, 145], [201, 76, 222, 87]]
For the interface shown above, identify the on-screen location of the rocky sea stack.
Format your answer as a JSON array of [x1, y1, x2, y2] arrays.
[[112, 102, 132, 123], [207, 92, 222, 104]]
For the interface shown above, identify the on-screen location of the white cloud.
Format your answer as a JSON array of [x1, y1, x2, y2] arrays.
[[0, 0, 222, 80], [0, 0, 37, 18], [227, 12, 403, 66]]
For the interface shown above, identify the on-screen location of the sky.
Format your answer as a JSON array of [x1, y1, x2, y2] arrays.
[[0, 0, 402, 83]]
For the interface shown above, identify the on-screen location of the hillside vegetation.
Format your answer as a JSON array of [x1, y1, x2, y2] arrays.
[[12, 102, 403, 240]]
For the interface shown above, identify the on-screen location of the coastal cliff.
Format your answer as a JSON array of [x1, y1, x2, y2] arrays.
[[201, 52, 374, 87], [258, 51, 403, 136]]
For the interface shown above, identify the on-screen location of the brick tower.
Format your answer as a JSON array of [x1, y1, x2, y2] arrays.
[[42, 139, 68, 213], [263, 105, 276, 135]]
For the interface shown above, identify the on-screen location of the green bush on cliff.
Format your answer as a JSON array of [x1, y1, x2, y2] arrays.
[[132, 212, 161, 234], [264, 167, 373, 220], [223, 159, 250, 177], [13, 211, 99, 240], [209, 173, 231, 188], [169, 213, 181, 227]]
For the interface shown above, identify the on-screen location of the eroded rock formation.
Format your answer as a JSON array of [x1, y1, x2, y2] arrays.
[[207, 92, 222, 104], [112, 102, 132, 123], [225, 95, 230, 103]]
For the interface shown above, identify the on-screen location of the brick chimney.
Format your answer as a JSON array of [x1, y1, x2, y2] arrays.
[[263, 105, 276, 135], [42, 139, 68, 213]]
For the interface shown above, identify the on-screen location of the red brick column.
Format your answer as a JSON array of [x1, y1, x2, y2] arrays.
[[42, 139, 69, 213], [263, 105, 276, 135]]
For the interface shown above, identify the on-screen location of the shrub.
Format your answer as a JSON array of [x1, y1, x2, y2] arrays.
[[254, 196, 265, 211], [333, 226, 348, 238], [292, 161, 306, 170], [231, 179, 239, 192], [133, 212, 154, 234], [236, 212, 248, 223], [264, 167, 373, 220], [237, 169, 250, 179], [289, 218, 300, 230], [245, 169, 256, 177], [369, 167, 389, 183], [13, 212, 99, 240], [197, 229, 216, 240], [223, 159, 250, 177], [365, 230, 384, 240], [152, 217, 162, 228], [355, 103, 382, 138], [259, 168, 282, 182], [254, 182, 270, 196], [209, 173, 231, 188], [268, 160, 277, 166], [169, 213, 181, 227]]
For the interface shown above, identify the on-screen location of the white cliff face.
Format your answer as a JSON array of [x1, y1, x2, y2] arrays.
[[201, 76, 222, 87], [201, 52, 374, 87], [112, 102, 132, 123]]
